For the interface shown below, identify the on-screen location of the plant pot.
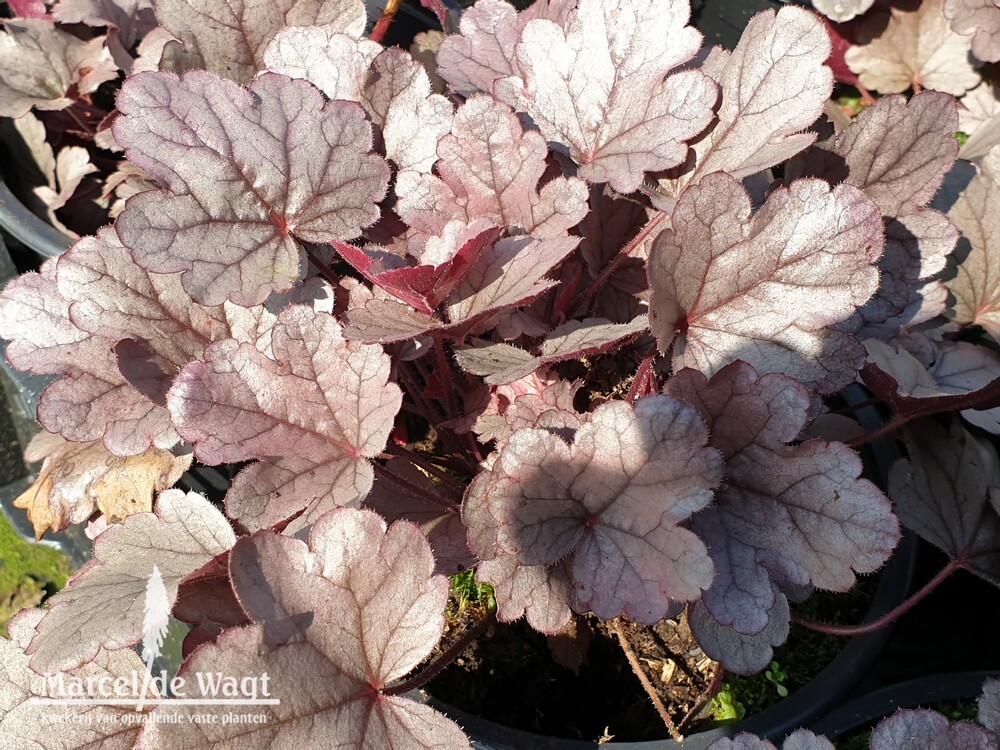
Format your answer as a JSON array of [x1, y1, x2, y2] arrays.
[[808, 671, 1000, 743]]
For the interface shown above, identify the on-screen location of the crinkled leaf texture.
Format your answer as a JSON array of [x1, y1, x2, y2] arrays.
[[24, 490, 235, 674], [944, 0, 1000, 63], [395, 95, 588, 239], [981, 678, 1000, 739], [142, 509, 470, 749], [648, 173, 884, 393], [812, 0, 874, 22], [0, 608, 158, 748], [946, 147, 1000, 342], [667, 362, 899, 673], [870, 709, 996, 749], [786, 92, 960, 339], [708, 730, 835, 750], [846, 0, 981, 96], [0, 19, 117, 117], [114, 71, 390, 306], [153, 0, 366, 83], [169, 306, 402, 533], [656, 7, 832, 203], [464, 396, 723, 628], [891, 418, 1000, 586], [14, 431, 191, 540], [491, 0, 717, 193]]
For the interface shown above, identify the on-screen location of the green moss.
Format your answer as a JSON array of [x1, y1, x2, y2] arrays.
[[0, 508, 72, 637], [448, 569, 496, 617]]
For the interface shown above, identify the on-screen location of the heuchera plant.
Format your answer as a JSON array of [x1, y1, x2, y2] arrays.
[[1, 0, 999, 746]]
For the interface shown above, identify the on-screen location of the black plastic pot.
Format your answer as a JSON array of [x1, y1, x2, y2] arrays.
[[808, 671, 1000, 742]]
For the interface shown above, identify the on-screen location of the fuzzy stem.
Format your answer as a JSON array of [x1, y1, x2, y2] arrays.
[[434, 339, 460, 420], [676, 662, 726, 734], [387, 442, 466, 490], [304, 248, 339, 287], [847, 413, 912, 449], [574, 212, 666, 314], [371, 461, 460, 513], [791, 559, 961, 636], [383, 609, 497, 696], [857, 83, 878, 107], [611, 618, 683, 742], [369, 0, 401, 44]]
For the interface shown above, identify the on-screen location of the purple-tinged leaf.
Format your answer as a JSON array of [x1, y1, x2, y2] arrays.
[[54, 0, 156, 49], [946, 148, 1000, 342], [114, 71, 390, 306], [980, 679, 1000, 739], [263, 25, 382, 101], [869, 709, 995, 750], [14, 431, 190, 540], [890, 418, 1000, 586], [395, 95, 588, 238], [169, 306, 402, 532], [944, 0, 1000, 63], [667, 362, 899, 671], [436, 0, 575, 98], [864, 337, 1000, 432], [153, 0, 366, 83], [846, 0, 981, 96], [656, 7, 832, 202], [343, 298, 445, 343], [473, 373, 582, 445], [463, 396, 722, 624], [334, 220, 501, 314], [477, 554, 573, 633], [688, 589, 790, 675], [0, 20, 117, 117], [33, 146, 97, 238], [7, 0, 50, 18], [708, 729, 834, 750], [0, 609, 156, 747], [142, 509, 470, 749], [456, 316, 647, 385], [493, 0, 716, 193], [365, 458, 473, 575], [25, 490, 235, 674], [648, 173, 884, 393], [812, 0, 873, 22]]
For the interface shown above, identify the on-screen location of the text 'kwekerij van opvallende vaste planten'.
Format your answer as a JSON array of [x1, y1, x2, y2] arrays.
[[1, 0, 1000, 746]]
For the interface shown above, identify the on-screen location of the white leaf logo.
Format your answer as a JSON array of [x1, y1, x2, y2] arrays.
[[141, 564, 170, 667]]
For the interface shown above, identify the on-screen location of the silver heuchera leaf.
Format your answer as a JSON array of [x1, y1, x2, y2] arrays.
[[154, 0, 366, 83], [395, 95, 588, 238], [667, 362, 899, 672], [980, 679, 1000, 740], [492, 0, 717, 193], [946, 147, 1000, 342], [141, 509, 470, 749], [846, 0, 981, 96], [869, 709, 996, 750], [657, 7, 832, 203], [114, 71, 390, 306], [708, 730, 835, 750], [944, 0, 1000, 63], [263, 25, 381, 101], [648, 173, 884, 393], [0, 19, 117, 117], [0, 609, 157, 747], [24, 490, 235, 674], [463, 396, 723, 624], [811, 0, 874, 22], [891, 418, 1000, 586], [168, 306, 402, 532]]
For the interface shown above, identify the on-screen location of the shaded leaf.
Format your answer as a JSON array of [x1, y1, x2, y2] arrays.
[[143, 509, 470, 749], [944, 0, 1000, 63], [648, 173, 883, 393], [657, 7, 832, 202], [472, 373, 582, 446], [154, 0, 366, 83], [869, 709, 995, 749], [14, 431, 191, 540], [493, 0, 716, 193], [846, 0, 981, 96], [25, 490, 235, 674], [890, 418, 1000, 586], [667, 362, 899, 671], [709, 729, 835, 750], [114, 71, 389, 306], [54, 0, 155, 49], [169, 306, 402, 532], [476, 554, 574, 633], [395, 95, 588, 238], [980, 678, 1000, 740], [463, 396, 722, 624]]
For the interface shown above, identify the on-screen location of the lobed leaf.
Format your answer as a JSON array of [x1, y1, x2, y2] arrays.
[[944, 0, 1000, 63], [25, 490, 235, 674], [493, 0, 717, 193], [648, 173, 884, 393], [169, 306, 402, 532], [114, 71, 390, 306], [811, 0, 874, 22], [142, 509, 469, 749], [869, 709, 995, 749]]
